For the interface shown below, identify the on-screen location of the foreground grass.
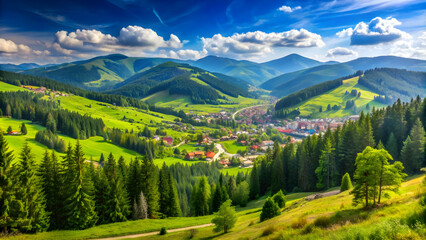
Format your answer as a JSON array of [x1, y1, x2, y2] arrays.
[[221, 140, 247, 154]]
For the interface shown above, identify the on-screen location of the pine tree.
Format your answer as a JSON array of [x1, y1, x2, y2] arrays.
[[385, 132, 398, 161], [191, 176, 211, 216], [249, 162, 260, 199], [271, 155, 285, 194], [141, 156, 159, 218], [232, 181, 249, 207], [63, 141, 97, 229], [132, 191, 148, 220], [20, 123, 27, 135], [15, 143, 49, 232], [103, 153, 129, 223], [93, 168, 111, 224], [260, 197, 281, 222], [0, 132, 14, 233], [315, 138, 335, 190], [272, 190, 286, 208], [400, 119, 425, 174], [340, 173, 353, 192], [166, 171, 181, 217], [158, 163, 171, 217], [127, 158, 142, 213]]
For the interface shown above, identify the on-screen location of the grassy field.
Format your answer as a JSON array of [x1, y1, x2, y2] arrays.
[[143, 90, 262, 114], [0, 81, 30, 92], [0, 118, 139, 163], [221, 140, 248, 154], [220, 166, 251, 176], [142, 175, 425, 240], [284, 77, 387, 118]]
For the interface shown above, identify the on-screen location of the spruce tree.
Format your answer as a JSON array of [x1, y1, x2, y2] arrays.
[[0, 132, 14, 233], [93, 167, 111, 224], [271, 155, 285, 194], [191, 176, 211, 216], [141, 156, 159, 217], [386, 132, 398, 161], [63, 141, 97, 229], [272, 190, 286, 208], [20, 123, 27, 135], [249, 162, 260, 199], [340, 173, 353, 192], [166, 171, 181, 217], [315, 138, 335, 190], [260, 197, 281, 222], [158, 163, 171, 217], [15, 143, 49, 232]]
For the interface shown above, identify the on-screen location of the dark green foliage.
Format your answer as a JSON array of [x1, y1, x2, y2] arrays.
[[159, 164, 181, 217], [20, 123, 27, 135], [260, 197, 281, 222], [249, 162, 260, 199], [400, 119, 425, 174], [159, 227, 167, 235], [0, 132, 15, 234], [232, 181, 249, 207], [62, 141, 98, 229], [340, 173, 353, 192], [272, 190, 286, 208], [141, 156, 160, 218], [35, 130, 66, 152], [191, 176, 211, 216]]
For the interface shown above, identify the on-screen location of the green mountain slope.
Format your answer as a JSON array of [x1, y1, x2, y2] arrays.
[[274, 68, 426, 118], [191, 55, 281, 85], [262, 56, 426, 97], [108, 61, 254, 104], [261, 53, 337, 74]]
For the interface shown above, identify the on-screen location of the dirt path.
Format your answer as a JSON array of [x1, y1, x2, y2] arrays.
[[93, 223, 214, 240], [305, 190, 340, 201], [232, 104, 273, 120]]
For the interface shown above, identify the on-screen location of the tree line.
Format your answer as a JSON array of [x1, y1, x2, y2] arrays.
[[0, 92, 104, 139]]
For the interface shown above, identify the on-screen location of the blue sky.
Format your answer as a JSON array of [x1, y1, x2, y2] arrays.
[[0, 0, 425, 64]]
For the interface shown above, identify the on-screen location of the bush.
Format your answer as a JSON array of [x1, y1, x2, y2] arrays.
[[159, 227, 167, 235], [261, 226, 276, 236], [260, 197, 281, 222], [291, 216, 307, 229], [313, 215, 332, 228], [340, 173, 353, 192], [185, 229, 197, 239], [272, 190, 286, 208]]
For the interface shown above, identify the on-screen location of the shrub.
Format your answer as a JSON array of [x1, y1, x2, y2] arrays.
[[261, 226, 276, 236], [159, 227, 167, 235], [260, 197, 281, 222], [272, 190, 286, 208], [291, 216, 307, 229], [340, 173, 353, 192], [185, 229, 197, 239], [313, 215, 332, 228]]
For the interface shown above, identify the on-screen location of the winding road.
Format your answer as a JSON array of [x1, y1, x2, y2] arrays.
[[213, 143, 236, 161]]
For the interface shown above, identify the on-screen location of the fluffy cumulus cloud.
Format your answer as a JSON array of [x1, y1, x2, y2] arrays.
[[337, 17, 410, 45], [118, 26, 182, 49], [0, 38, 32, 54], [326, 47, 358, 57], [202, 29, 324, 57], [54, 26, 183, 55], [278, 5, 301, 13]]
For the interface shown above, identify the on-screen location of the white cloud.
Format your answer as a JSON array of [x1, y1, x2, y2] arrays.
[[336, 28, 354, 38], [326, 47, 358, 57], [278, 5, 302, 13], [340, 17, 411, 45], [391, 38, 426, 59], [160, 49, 207, 60], [0, 38, 32, 53], [202, 29, 324, 57], [118, 26, 182, 50], [420, 32, 426, 46]]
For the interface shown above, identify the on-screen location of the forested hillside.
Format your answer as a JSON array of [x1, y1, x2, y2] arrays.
[[262, 56, 426, 97]]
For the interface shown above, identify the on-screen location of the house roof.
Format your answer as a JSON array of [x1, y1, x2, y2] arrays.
[[206, 151, 215, 158]]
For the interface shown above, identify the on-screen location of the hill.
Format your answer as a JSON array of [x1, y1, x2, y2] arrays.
[[108, 61, 255, 105], [0, 62, 56, 72], [22, 54, 184, 89], [274, 68, 426, 118], [262, 56, 426, 97], [262, 53, 336, 74], [191, 55, 281, 85]]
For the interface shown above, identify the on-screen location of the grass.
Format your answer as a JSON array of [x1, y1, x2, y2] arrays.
[[221, 140, 247, 154], [220, 167, 251, 176], [284, 77, 388, 118], [143, 90, 262, 114], [0, 118, 139, 163], [0, 81, 29, 92]]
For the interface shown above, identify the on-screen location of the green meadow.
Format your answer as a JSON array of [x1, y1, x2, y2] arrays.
[[221, 140, 248, 154], [286, 77, 387, 118]]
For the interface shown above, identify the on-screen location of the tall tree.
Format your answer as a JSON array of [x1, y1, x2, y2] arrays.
[[211, 200, 237, 233], [141, 156, 159, 217], [0, 132, 15, 233], [400, 119, 425, 174], [315, 138, 335, 190], [15, 143, 49, 232], [63, 141, 97, 229], [385, 132, 398, 161], [249, 162, 260, 199], [191, 176, 211, 216]]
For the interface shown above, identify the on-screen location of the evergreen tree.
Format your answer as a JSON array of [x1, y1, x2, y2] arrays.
[[63, 141, 97, 229], [260, 197, 281, 222], [191, 176, 211, 216], [315, 138, 335, 190], [400, 120, 425, 174], [132, 191, 148, 220], [232, 181, 249, 207], [141, 156, 159, 217], [272, 190, 286, 208], [158, 163, 171, 217], [249, 162, 260, 199], [93, 167, 110, 224], [166, 171, 181, 217], [271, 150, 285, 194], [211, 200, 237, 233], [6, 126, 12, 133], [20, 123, 27, 135], [340, 173, 353, 192], [15, 143, 49, 232], [0, 132, 15, 233], [385, 132, 398, 161]]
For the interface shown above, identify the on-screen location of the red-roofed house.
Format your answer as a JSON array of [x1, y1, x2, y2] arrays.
[[185, 151, 205, 160], [163, 136, 173, 145], [7, 130, 21, 135], [206, 151, 215, 160], [251, 145, 259, 150]]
